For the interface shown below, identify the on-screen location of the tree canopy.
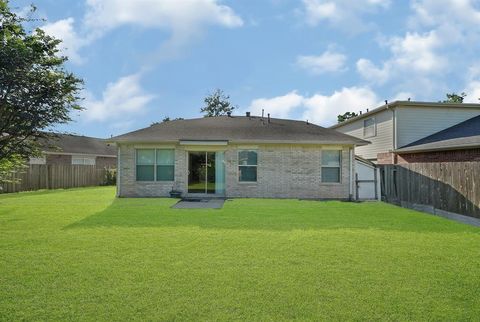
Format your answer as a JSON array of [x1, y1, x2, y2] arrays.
[[337, 111, 358, 123], [200, 89, 236, 117], [441, 92, 467, 103], [0, 0, 82, 163]]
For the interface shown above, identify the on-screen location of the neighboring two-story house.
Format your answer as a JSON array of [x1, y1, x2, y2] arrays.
[[331, 101, 480, 164]]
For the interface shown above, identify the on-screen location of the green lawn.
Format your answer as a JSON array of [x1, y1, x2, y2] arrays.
[[1, 187, 480, 321]]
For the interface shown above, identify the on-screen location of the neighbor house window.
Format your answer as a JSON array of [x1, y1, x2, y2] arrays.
[[238, 150, 257, 182], [29, 156, 46, 165], [136, 149, 175, 182], [363, 117, 376, 138], [72, 155, 96, 165], [321, 150, 341, 183]]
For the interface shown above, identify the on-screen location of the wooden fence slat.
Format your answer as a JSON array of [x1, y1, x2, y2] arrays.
[[381, 162, 480, 218], [1, 164, 113, 193]]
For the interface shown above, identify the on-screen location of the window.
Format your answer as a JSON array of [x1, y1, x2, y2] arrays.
[[136, 149, 175, 182], [29, 156, 46, 165], [72, 156, 96, 165], [156, 149, 175, 181], [321, 150, 341, 183], [363, 117, 376, 138], [238, 150, 257, 182]]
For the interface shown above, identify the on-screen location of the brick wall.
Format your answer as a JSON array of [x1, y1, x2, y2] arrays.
[[96, 156, 117, 168], [118, 143, 353, 199], [46, 154, 72, 165], [397, 148, 480, 164], [377, 152, 396, 165]]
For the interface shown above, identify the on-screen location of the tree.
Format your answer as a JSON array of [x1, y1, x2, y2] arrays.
[[200, 89, 236, 117], [151, 117, 184, 126], [442, 92, 467, 103], [337, 111, 358, 123], [0, 1, 83, 182]]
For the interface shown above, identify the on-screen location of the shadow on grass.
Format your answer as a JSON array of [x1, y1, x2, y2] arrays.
[[64, 197, 480, 233]]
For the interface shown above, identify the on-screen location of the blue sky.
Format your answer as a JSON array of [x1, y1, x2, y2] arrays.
[[13, 0, 480, 137]]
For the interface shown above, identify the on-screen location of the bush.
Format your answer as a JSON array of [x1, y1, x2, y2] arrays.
[[103, 168, 117, 186]]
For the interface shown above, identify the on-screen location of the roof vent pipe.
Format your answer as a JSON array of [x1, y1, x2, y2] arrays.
[[245, 111, 250, 117]]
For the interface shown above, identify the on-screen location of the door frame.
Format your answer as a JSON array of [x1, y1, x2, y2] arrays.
[[186, 150, 225, 196]]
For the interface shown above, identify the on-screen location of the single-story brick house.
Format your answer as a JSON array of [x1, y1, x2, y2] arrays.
[[393, 115, 480, 163], [109, 115, 369, 199], [29, 133, 117, 168]]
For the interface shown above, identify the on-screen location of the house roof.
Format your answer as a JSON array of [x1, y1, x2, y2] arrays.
[[40, 133, 117, 156], [330, 101, 480, 129], [109, 116, 370, 146], [395, 115, 480, 153]]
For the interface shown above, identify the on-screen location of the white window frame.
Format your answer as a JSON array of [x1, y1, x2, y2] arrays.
[[135, 148, 175, 182], [321, 150, 342, 183], [363, 117, 376, 138], [29, 156, 46, 165], [72, 155, 96, 165], [238, 150, 258, 183]]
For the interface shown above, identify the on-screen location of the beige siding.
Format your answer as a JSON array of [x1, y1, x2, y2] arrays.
[[117, 143, 354, 199], [334, 109, 394, 160], [396, 107, 480, 148]]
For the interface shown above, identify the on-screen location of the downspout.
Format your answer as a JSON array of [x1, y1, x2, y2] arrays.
[[349, 146, 354, 201], [116, 143, 121, 197]]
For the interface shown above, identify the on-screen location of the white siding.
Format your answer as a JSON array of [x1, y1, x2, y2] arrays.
[[396, 107, 480, 148], [335, 109, 393, 160]]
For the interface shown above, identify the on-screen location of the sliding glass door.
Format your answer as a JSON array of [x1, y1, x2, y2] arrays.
[[188, 151, 225, 194]]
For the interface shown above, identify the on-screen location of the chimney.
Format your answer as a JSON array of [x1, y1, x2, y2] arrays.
[[261, 109, 264, 119], [245, 111, 250, 117], [227, 111, 231, 117], [366, 108, 369, 112], [360, 111, 362, 115], [267, 113, 270, 123]]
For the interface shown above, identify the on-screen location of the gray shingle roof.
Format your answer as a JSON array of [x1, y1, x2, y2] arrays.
[[395, 115, 480, 153], [109, 116, 369, 146], [41, 134, 117, 156]]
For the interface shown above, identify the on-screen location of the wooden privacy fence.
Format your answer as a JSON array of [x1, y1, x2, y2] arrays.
[[380, 162, 480, 218], [1, 165, 114, 193]]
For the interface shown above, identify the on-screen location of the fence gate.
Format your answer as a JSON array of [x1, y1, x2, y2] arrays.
[[355, 158, 378, 200]]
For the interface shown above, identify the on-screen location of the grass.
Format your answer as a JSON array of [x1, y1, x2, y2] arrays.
[[1, 187, 480, 321]]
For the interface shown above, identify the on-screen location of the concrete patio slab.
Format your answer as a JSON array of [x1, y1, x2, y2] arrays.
[[172, 199, 225, 209]]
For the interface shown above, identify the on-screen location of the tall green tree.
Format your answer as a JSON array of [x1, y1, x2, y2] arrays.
[[200, 89, 236, 117], [442, 92, 467, 103], [0, 1, 83, 181], [337, 111, 358, 123]]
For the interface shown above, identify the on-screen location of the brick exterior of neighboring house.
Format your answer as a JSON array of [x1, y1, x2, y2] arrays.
[[42, 154, 117, 167], [31, 134, 117, 168], [377, 149, 480, 164]]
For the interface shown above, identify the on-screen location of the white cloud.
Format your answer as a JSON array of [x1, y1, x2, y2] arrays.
[[301, 0, 390, 31], [41, 18, 88, 64], [302, 87, 380, 126], [463, 81, 480, 103], [83, 74, 156, 122], [84, 0, 243, 38], [356, 31, 446, 85], [245, 87, 381, 126], [40, 0, 242, 64], [246, 91, 304, 119], [296, 50, 347, 74]]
